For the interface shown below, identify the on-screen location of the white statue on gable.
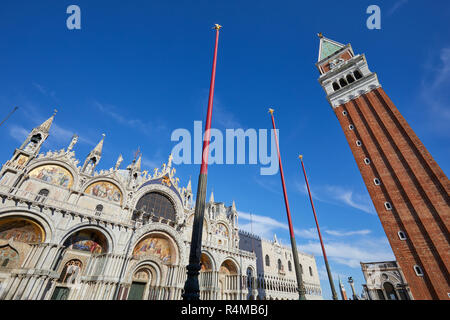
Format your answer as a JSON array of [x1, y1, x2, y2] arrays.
[[329, 58, 344, 70], [24, 141, 37, 152], [67, 134, 79, 152]]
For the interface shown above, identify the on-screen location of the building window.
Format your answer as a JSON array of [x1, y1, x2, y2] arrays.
[[413, 265, 424, 277], [265, 255, 270, 267], [135, 192, 176, 221], [339, 78, 348, 87], [349, 124, 354, 130], [364, 158, 371, 165], [288, 261, 292, 272], [95, 204, 103, 216], [354, 70, 363, 79], [277, 259, 283, 271], [374, 178, 381, 185], [398, 231, 407, 240], [342, 111, 347, 116], [384, 202, 393, 210], [332, 82, 340, 91], [356, 140, 362, 147], [299, 264, 303, 274], [35, 189, 49, 203], [309, 266, 313, 276], [346, 74, 355, 84]]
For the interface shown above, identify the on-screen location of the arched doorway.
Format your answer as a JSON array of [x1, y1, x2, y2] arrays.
[[128, 266, 159, 300], [219, 259, 238, 300], [200, 253, 213, 300]]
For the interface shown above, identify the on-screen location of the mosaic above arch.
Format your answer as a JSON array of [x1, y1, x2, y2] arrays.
[[0, 217, 45, 243], [29, 164, 74, 188], [63, 229, 107, 254], [84, 181, 123, 204], [133, 234, 175, 264]]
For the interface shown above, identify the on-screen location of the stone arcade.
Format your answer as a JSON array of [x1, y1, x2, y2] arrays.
[[0, 113, 322, 300]]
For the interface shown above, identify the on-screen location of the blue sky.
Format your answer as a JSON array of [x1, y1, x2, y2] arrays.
[[0, 1, 449, 299]]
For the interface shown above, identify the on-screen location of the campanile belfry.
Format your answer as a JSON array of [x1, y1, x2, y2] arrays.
[[315, 34, 449, 300]]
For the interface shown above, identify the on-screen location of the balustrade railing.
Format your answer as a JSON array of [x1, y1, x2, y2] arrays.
[[0, 184, 131, 225]]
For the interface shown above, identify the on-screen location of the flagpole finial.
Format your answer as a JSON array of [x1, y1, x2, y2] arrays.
[[268, 108, 275, 115], [213, 24, 222, 30], [299, 155, 303, 160], [317, 32, 323, 38]]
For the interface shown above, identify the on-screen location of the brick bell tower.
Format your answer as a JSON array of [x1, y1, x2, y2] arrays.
[[315, 33, 450, 300]]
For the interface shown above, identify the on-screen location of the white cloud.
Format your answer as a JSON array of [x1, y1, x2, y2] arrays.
[[325, 229, 371, 237], [93, 100, 167, 137], [388, 0, 409, 16], [419, 47, 450, 136], [9, 125, 28, 143], [238, 211, 318, 240], [295, 181, 376, 215], [300, 237, 394, 268], [324, 185, 376, 215]]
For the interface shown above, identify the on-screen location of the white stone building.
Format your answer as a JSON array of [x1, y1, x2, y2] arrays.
[[0, 112, 322, 300], [360, 261, 412, 300], [239, 232, 322, 300]]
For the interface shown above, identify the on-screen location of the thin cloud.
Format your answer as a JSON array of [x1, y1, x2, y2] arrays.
[[419, 47, 450, 136], [295, 181, 376, 215], [238, 211, 318, 240], [93, 100, 167, 137], [388, 0, 409, 16], [8, 125, 29, 143], [325, 185, 376, 215], [300, 237, 394, 268], [324, 229, 371, 237]]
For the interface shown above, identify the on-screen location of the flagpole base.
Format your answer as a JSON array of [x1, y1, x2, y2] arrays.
[[182, 263, 201, 300]]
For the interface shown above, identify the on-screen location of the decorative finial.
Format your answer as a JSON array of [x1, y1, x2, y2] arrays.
[[299, 155, 303, 160], [268, 108, 275, 115], [213, 24, 222, 30], [53, 109, 58, 115], [317, 32, 323, 38], [102, 133, 106, 138]]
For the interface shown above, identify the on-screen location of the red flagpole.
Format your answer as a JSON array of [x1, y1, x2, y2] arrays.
[[183, 24, 222, 300], [268, 108, 306, 300], [298, 155, 338, 300]]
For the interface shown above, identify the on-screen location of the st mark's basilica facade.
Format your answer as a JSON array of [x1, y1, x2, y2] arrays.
[[0, 113, 322, 300]]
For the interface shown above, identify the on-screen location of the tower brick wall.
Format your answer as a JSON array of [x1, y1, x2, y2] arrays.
[[316, 35, 449, 300]]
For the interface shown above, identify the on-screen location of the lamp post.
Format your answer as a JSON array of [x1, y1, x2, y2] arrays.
[[298, 155, 339, 300], [182, 24, 222, 300], [268, 108, 306, 300], [348, 276, 358, 300]]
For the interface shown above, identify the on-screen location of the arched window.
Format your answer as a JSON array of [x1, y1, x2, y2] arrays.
[[354, 70, 363, 79], [413, 265, 424, 276], [339, 78, 348, 87], [398, 231, 407, 240], [265, 255, 270, 267], [288, 261, 292, 272], [135, 192, 176, 221], [332, 82, 340, 91], [95, 204, 103, 216], [346, 74, 355, 84], [59, 259, 83, 284], [35, 189, 49, 202], [277, 259, 283, 271], [299, 264, 303, 274], [383, 282, 398, 300], [309, 266, 313, 276]]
